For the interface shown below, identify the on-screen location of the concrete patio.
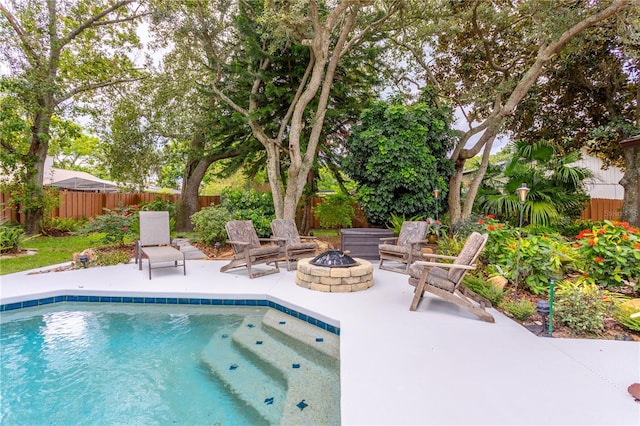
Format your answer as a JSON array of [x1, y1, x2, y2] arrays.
[[1, 258, 639, 425]]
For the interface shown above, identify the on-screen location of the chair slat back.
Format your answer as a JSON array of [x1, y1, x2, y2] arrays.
[[397, 221, 428, 247], [139, 211, 172, 247], [448, 232, 488, 283], [271, 219, 301, 245], [225, 220, 260, 254]]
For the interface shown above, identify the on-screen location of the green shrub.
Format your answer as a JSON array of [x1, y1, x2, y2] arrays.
[[91, 250, 131, 266], [140, 196, 177, 217], [462, 274, 505, 306], [555, 280, 614, 334], [386, 213, 424, 235], [499, 298, 536, 322], [191, 205, 232, 245], [75, 205, 137, 245], [613, 299, 640, 332], [220, 188, 275, 237], [0, 222, 36, 254], [313, 193, 356, 229], [43, 217, 86, 234], [437, 234, 466, 257], [573, 220, 640, 289]]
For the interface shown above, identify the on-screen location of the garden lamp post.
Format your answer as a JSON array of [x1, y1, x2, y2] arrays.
[[433, 189, 441, 222], [513, 183, 529, 300]]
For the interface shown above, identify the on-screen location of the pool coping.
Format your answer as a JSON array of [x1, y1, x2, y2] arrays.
[[1, 259, 639, 425]]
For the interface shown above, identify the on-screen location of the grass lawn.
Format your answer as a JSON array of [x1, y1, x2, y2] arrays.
[[0, 235, 112, 275]]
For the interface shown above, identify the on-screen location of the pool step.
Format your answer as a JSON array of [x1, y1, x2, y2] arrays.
[[261, 309, 339, 363], [201, 315, 286, 425], [231, 315, 340, 425]]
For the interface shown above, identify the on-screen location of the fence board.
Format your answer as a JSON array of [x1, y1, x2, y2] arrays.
[[580, 198, 622, 221], [1, 190, 622, 226]]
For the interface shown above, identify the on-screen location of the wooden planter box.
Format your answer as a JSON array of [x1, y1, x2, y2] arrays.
[[340, 228, 395, 260]]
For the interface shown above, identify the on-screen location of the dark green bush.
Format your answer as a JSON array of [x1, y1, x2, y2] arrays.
[[191, 205, 232, 245], [555, 281, 614, 334], [313, 193, 356, 229], [75, 205, 137, 245], [220, 189, 275, 237]]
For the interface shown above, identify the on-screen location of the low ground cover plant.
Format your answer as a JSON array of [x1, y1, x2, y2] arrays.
[[0, 221, 36, 254]]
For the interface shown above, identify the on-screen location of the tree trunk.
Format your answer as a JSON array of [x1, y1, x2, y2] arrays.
[[620, 141, 640, 227], [23, 108, 52, 235], [175, 157, 214, 232]]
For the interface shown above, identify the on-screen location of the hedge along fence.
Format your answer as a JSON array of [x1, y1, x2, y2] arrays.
[[0, 191, 619, 228]]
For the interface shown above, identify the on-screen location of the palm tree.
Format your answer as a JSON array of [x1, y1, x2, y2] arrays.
[[476, 140, 591, 226]]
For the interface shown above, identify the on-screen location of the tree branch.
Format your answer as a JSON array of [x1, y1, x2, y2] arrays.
[[56, 76, 146, 103], [0, 4, 42, 68]]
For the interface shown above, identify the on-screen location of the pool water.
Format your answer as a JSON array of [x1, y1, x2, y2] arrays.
[[0, 304, 340, 425]]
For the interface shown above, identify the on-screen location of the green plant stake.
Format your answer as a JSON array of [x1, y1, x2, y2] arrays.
[[548, 279, 555, 336]]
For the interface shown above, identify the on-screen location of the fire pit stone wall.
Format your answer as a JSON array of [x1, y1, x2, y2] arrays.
[[295, 258, 374, 292]]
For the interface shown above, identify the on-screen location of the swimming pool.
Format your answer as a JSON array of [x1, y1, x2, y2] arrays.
[[0, 303, 340, 425]]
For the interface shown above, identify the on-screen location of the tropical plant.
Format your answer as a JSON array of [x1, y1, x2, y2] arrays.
[[386, 213, 424, 235], [475, 140, 592, 226], [190, 206, 232, 246], [0, 222, 37, 254], [462, 274, 505, 307], [573, 220, 640, 289]]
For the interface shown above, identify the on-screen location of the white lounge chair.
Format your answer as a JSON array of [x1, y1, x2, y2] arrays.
[[135, 211, 186, 279]]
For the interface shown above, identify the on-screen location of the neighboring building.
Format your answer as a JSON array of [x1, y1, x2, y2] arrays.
[[43, 157, 118, 192], [573, 150, 624, 200]]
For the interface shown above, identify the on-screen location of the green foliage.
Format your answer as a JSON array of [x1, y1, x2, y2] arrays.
[[343, 94, 455, 226], [612, 299, 640, 332], [476, 216, 573, 295], [436, 234, 466, 257], [0, 235, 111, 275], [555, 280, 614, 334], [475, 140, 592, 226], [499, 299, 536, 322], [42, 217, 87, 235], [75, 205, 137, 245], [190, 205, 232, 246], [220, 189, 275, 237], [0, 222, 36, 254], [386, 213, 424, 235], [313, 193, 356, 229], [462, 274, 505, 307], [140, 197, 178, 216], [90, 250, 131, 267], [573, 220, 640, 288], [552, 219, 602, 239]]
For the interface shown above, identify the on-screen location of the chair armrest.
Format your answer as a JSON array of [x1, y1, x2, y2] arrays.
[[420, 253, 458, 260], [409, 239, 430, 248], [299, 236, 317, 241], [226, 240, 252, 246], [379, 237, 398, 243], [414, 260, 477, 270], [258, 237, 279, 245]]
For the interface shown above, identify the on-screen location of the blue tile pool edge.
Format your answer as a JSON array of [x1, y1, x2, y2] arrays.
[[0, 296, 340, 336]]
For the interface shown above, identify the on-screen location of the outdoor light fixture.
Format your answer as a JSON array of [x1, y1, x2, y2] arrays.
[[535, 300, 550, 336], [517, 183, 530, 205], [79, 254, 88, 268], [513, 183, 529, 299], [214, 241, 221, 256], [433, 189, 441, 221]]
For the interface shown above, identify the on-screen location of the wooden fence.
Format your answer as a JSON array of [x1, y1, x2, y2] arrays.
[[0, 191, 219, 223], [579, 198, 623, 222], [1, 191, 620, 226]]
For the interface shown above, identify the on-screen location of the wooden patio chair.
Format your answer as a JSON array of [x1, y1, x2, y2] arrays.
[[378, 221, 429, 274], [270, 219, 317, 271], [407, 232, 494, 322], [135, 211, 186, 280], [220, 220, 281, 279]]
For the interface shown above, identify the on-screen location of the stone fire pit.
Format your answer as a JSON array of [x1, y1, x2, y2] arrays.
[[295, 251, 374, 292]]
